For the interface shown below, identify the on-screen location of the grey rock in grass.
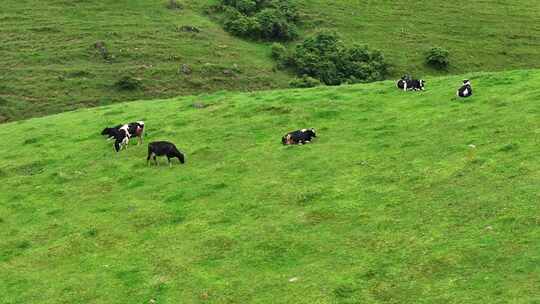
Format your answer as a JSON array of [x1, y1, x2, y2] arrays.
[[192, 102, 207, 109], [94, 41, 111, 60], [180, 64, 192, 75]]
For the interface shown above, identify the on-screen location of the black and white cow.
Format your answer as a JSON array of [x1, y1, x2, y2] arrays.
[[147, 141, 185, 166], [396, 75, 426, 91], [101, 121, 145, 151], [457, 80, 473, 98], [110, 125, 130, 152], [396, 75, 410, 90], [99, 124, 131, 152], [282, 128, 317, 145]]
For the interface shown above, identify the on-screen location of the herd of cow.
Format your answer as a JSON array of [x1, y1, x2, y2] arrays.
[[100, 122, 185, 166], [100, 76, 473, 166], [397, 75, 473, 98], [100, 122, 317, 166]]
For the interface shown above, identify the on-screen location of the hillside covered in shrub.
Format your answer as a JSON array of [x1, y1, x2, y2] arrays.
[[2, 0, 540, 122]]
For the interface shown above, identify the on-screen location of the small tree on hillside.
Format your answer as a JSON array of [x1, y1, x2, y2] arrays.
[[426, 47, 450, 69], [218, 0, 299, 41]]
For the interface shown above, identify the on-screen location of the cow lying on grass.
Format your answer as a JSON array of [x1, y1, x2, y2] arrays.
[[282, 128, 317, 145], [457, 79, 473, 98], [396, 75, 426, 91], [101, 121, 145, 152], [147, 141, 185, 166]]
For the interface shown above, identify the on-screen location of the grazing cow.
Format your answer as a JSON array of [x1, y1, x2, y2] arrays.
[[282, 128, 317, 145], [457, 79, 473, 98], [103, 125, 130, 152], [396, 75, 425, 91], [147, 141, 185, 166], [101, 121, 145, 147]]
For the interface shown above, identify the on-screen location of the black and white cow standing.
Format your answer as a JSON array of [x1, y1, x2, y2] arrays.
[[100, 124, 130, 152], [282, 128, 317, 145], [147, 141, 185, 166], [112, 125, 130, 152], [101, 121, 145, 152], [457, 80, 473, 98], [396, 75, 426, 91]]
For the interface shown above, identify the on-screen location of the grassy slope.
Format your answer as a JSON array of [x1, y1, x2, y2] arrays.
[[298, 0, 540, 76], [0, 0, 290, 121], [1, 69, 539, 303], [2, 0, 540, 122]]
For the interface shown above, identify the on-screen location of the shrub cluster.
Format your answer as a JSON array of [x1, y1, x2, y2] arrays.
[[280, 33, 388, 85], [270, 43, 287, 60], [425, 47, 450, 69], [289, 75, 321, 88], [115, 76, 142, 91], [219, 0, 299, 41]]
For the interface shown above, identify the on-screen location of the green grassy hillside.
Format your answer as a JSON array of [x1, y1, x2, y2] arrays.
[[2, 0, 540, 122], [1, 69, 539, 303], [297, 0, 540, 77], [0, 0, 290, 122]]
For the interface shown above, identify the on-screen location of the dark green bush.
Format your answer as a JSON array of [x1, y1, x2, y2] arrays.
[[115, 76, 142, 91], [292, 33, 340, 81], [256, 9, 297, 41], [291, 32, 388, 85], [218, 0, 299, 41], [426, 47, 450, 69], [271, 43, 294, 70], [224, 13, 260, 38], [270, 43, 287, 60], [220, 0, 262, 15], [289, 75, 321, 88], [338, 45, 387, 83], [267, 0, 299, 22]]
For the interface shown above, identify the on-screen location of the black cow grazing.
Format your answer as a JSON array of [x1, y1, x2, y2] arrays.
[[147, 141, 185, 166], [396, 75, 426, 91], [101, 121, 145, 145], [457, 79, 473, 98], [282, 128, 317, 145]]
